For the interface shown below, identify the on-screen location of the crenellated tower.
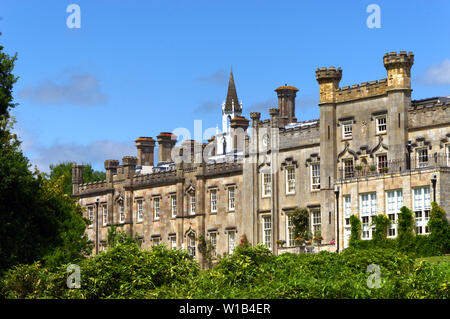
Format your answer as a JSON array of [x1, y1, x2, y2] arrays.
[[384, 51, 414, 164]]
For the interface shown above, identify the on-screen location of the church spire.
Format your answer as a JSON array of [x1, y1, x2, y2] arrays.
[[224, 67, 241, 113]]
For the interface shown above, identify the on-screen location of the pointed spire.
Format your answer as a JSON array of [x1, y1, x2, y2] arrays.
[[224, 67, 241, 113]]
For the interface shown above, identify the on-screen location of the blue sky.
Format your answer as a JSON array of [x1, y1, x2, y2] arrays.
[[1, 0, 449, 172]]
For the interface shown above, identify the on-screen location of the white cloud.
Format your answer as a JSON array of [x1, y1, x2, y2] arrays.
[[18, 73, 108, 106], [417, 59, 450, 86], [26, 140, 136, 173]]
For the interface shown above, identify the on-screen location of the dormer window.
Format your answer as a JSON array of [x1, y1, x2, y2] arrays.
[[342, 122, 353, 139], [376, 116, 387, 134]]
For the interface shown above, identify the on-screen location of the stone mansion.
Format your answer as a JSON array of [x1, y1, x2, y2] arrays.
[[72, 51, 450, 264]]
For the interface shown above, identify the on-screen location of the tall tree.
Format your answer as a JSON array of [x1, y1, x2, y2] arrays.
[[48, 162, 106, 196], [0, 34, 92, 272]]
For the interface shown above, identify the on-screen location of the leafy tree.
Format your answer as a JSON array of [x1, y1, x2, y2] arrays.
[[398, 206, 415, 248], [372, 214, 391, 242], [0, 32, 18, 121], [106, 225, 142, 248], [0, 35, 91, 272], [427, 202, 450, 255], [349, 215, 361, 246], [48, 162, 106, 196]]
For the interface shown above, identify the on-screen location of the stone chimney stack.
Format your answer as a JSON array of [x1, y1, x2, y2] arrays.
[[135, 137, 156, 167], [275, 85, 298, 126], [157, 132, 177, 163], [72, 164, 84, 195]]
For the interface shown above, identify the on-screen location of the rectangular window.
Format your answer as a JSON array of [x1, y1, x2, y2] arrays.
[[417, 148, 429, 168], [376, 116, 387, 134], [210, 189, 217, 213], [190, 193, 196, 215], [287, 216, 295, 247], [413, 187, 431, 235], [152, 237, 160, 246], [153, 197, 160, 220], [137, 199, 143, 222], [342, 122, 352, 139], [377, 154, 388, 172], [88, 206, 94, 226], [311, 209, 321, 236], [386, 190, 403, 238], [360, 193, 377, 217], [228, 187, 235, 211], [311, 163, 320, 190], [170, 236, 177, 250], [286, 167, 296, 194], [102, 205, 108, 226], [446, 144, 450, 166], [344, 195, 351, 218], [343, 195, 352, 246], [343, 159, 354, 179], [362, 216, 370, 239], [228, 231, 236, 255], [262, 173, 272, 197], [188, 234, 196, 256], [119, 202, 125, 223], [262, 216, 272, 249], [171, 195, 177, 218], [210, 232, 217, 257]]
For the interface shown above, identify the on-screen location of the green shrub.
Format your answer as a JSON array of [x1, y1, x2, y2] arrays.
[[398, 206, 415, 249], [349, 215, 361, 246], [372, 214, 391, 242], [427, 202, 450, 255]]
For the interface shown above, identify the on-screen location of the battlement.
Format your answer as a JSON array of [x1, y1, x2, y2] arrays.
[[315, 67, 342, 84], [122, 156, 138, 166], [334, 78, 388, 102], [104, 159, 119, 169], [383, 51, 414, 69], [205, 162, 243, 176], [132, 167, 177, 187], [78, 180, 108, 195]]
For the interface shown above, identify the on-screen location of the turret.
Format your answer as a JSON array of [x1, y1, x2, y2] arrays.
[[383, 51, 414, 90], [135, 137, 155, 167], [122, 156, 137, 178], [157, 132, 177, 163], [72, 164, 84, 195], [104, 160, 119, 185], [315, 67, 342, 104], [275, 85, 298, 126]]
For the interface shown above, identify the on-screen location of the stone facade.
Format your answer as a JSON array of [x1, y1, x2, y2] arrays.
[[73, 52, 450, 264]]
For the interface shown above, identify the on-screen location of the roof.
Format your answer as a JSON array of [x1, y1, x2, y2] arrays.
[[224, 67, 241, 113], [275, 85, 299, 92]]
